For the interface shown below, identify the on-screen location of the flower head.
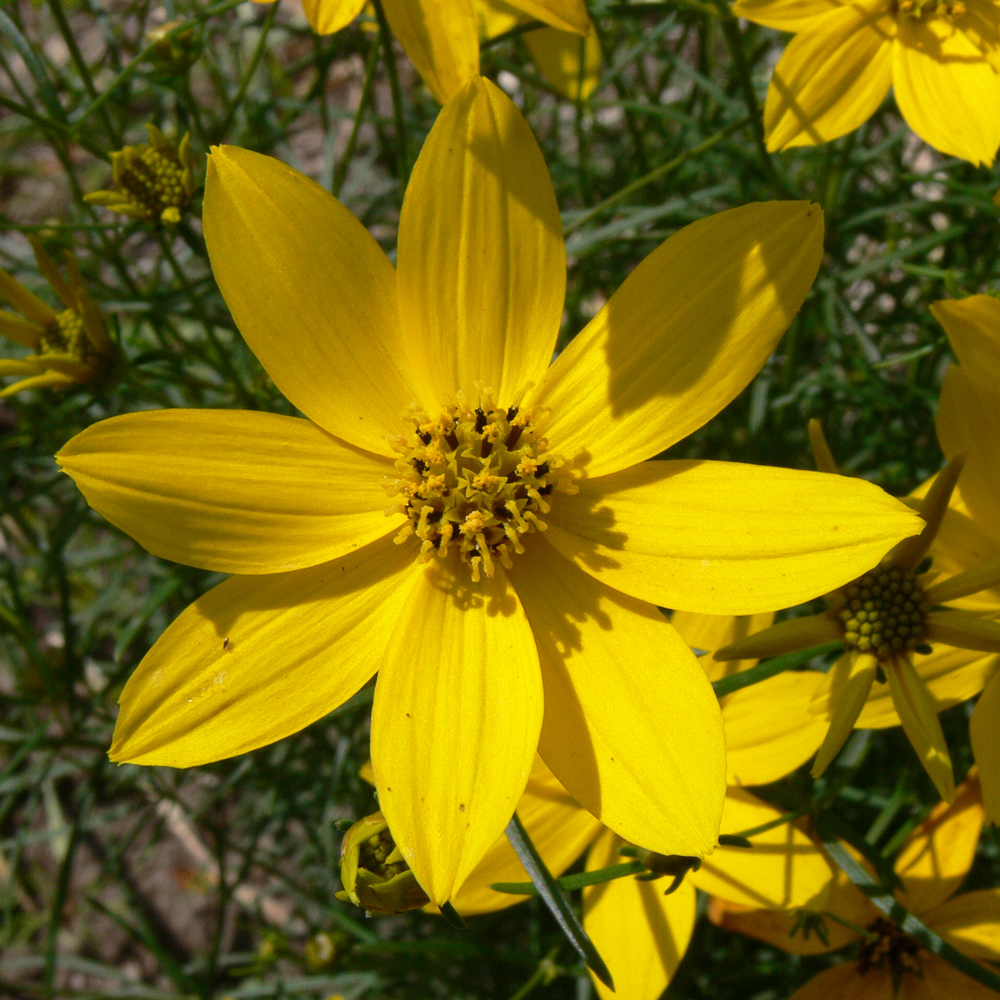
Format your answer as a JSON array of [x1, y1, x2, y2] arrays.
[[249, 0, 596, 102], [716, 420, 1000, 803], [448, 613, 838, 999], [711, 773, 1000, 999], [57, 77, 919, 904], [735, 0, 1000, 165], [932, 294, 1000, 822], [85, 124, 196, 224], [0, 237, 116, 398]]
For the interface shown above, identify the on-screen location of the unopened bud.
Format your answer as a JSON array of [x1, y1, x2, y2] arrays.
[[335, 812, 429, 915]]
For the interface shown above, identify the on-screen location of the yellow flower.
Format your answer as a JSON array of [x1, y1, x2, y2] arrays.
[[250, 0, 596, 102], [716, 417, 1000, 803], [711, 774, 1000, 1000], [450, 614, 837, 999], [0, 237, 116, 398], [932, 294, 1000, 823], [84, 124, 196, 224], [734, 0, 1000, 165], [57, 78, 919, 904]]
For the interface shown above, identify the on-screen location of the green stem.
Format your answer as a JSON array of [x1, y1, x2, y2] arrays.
[[333, 29, 381, 196], [216, 0, 279, 141], [564, 116, 751, 236], [711, 0, 793, 197], [372, 0, 411, 193]]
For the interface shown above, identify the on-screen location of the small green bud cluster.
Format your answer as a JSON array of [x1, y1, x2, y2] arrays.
[[836, 567, 929, 662]]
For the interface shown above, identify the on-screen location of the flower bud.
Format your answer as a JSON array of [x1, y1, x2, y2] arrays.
[[336, 812, 429, 915]]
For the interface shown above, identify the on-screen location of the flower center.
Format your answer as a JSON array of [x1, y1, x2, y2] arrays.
[[857, 917, 922, 983], [386, 391, 577, 582], [39, 309, 92, 362], [121, 144, 190, 220], [832, 566, 929, 665], [895, 0, 966, 18]]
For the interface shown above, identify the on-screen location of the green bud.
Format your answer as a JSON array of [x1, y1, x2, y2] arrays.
[[335, 811, 430, 915]]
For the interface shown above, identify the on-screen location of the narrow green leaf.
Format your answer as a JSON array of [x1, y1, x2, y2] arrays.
[[505, 813, 615, 990], [491, 860, 645, 896], [0, 10, 64, 122], [712, 640, 842, 697], [823, 838, 1000, 994]]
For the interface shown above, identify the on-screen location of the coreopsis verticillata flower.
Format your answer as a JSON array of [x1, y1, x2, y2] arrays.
[[250, 0, 596, 102], [57, 77, 920, 904], [716, 418, 1000, 803], [734, 0, 1000, 165], [440, 613, 834, 999], [84, 124, 196, 224], [711, 774, 1000, 1000], [0, 237, 117, 398], [932, 295, 1000, 822]]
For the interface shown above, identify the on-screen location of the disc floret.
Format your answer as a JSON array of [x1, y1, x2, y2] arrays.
[[857, 917, 922, 985], [895, 0, 966, 19], [831, 566, 930, 668], [386, 390, 577, 582]]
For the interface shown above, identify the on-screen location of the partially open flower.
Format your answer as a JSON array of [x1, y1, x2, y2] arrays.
[[0, 237, 117, 398], [715, 423, 1000, 803], [336, 811, 430, 915], [85, 124, 196, 224]]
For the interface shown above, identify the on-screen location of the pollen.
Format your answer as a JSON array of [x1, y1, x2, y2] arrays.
[[895, 0, 966, 19], [831, 566, 930, 668], [386, 390, 578, 582]]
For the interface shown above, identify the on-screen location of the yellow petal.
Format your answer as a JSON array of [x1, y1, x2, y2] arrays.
[[931, 295, 1000, 394], [583, 830, 697, 1000], [723, 670, 828, 785], [811, 652, 878, 777], [110, 534, 418, 766], [937, 366, 1000, 525], [692, 788, 834, 909], [764, 3, 894, 151], [926, 610, 1000, 654], [669, 609, 774, 682], [524, 26, 601, 101], [926, 888, 1000, 962], [714, 614, 842, 663], [895, 771, 983, 914], [505, 0, 591, 33], [544, 459, 922, 615], [733, 0, 847, 30], [475, 0, 519, 37], [786, 963, 893, 1000], [904, 952, 1000, 1000], [511, 540, 726, 858], [0, 359, 44, 377], [57, 410, 398, 574], [972, 673, 1000, 825], [0, 266, 56, 327], [451, 756, 602, 915], [529, 202, 824, 478], [396, 77, 564, 406], [708, 861, 873, 955], [893, 19, 1000, 166], [924, 485, 1000, 612], [0, 370, 74, 396], [887, 658, 956, 803], [300, 0, 366, 33], [851, 644, 998, 729], [371, 561, 543, 905], [0, 309, 42, 348], [381, 0, 479, 104], [203, 146, 418, 455]]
